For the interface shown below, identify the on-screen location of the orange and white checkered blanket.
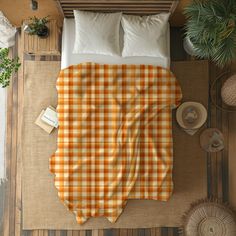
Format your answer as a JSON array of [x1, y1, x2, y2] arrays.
[[50, 63, 182, 224]]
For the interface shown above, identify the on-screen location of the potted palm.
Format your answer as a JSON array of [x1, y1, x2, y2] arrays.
[[0, 48, 21, 88], [184, 0, 236, 67], [24, 16, 50, 38]]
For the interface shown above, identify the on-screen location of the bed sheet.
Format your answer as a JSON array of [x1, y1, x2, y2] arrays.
[[61, 18, 171, 69]]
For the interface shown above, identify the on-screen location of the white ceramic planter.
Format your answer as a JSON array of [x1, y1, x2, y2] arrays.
[[183, 36, 197, 56]]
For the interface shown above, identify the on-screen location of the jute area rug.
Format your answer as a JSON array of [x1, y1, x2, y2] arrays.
[[22, 60, 207, 230]]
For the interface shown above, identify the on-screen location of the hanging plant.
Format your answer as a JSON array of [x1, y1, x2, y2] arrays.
[[0, 48, 21, 88], [184, 0, 236, 67]]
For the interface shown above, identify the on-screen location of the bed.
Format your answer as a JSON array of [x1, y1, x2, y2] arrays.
[[59, 0, 178, 69], [51, 0, 181, 225]]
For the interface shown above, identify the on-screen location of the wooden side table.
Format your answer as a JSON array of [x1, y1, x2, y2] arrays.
[[22, 19, 61, 55]]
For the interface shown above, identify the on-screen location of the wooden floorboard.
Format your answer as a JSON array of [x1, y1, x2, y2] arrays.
[[3, 48, 13, 236], [16, 28, 24, 236], [1, 29, 231, 236], [9, 37, 19, 235], [207, 63, 229, 202]]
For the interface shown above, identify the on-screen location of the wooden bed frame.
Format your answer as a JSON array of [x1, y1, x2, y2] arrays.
[[56, 0, 179, 18]]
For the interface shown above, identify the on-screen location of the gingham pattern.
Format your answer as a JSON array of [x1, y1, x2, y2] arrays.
[[50, 63, 182, 224]]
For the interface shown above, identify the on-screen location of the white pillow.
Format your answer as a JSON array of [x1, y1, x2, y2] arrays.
[[73, 10, 122, 56], [121, 13, 170, 58]]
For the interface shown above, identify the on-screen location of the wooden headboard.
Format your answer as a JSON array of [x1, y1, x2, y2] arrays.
[[56, 0, 179, 18]]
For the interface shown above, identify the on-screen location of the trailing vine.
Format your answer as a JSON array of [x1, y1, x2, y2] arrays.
[[0, 48, 21, 88]]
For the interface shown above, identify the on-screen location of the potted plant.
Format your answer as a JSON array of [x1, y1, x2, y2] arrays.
[[24, 16, 50, 38], [184, 0, 236, 67], [0, 48, 21, 88]]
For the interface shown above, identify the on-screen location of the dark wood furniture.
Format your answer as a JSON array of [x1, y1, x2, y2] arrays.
[[56, 0, 179, 18]]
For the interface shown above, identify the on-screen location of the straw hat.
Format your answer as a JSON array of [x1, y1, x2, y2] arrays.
[[176, 102, 207, 130]]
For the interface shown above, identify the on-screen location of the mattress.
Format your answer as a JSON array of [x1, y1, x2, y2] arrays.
[[61, 18, 170, 69]]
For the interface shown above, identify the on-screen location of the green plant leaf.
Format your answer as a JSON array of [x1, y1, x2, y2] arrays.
[[26, 16, 50, 35], [0, 48, 21, 88], [184, 0, 236, 67]]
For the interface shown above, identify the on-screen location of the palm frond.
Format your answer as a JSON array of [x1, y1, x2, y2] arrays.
[[184, 0, 236, 67]]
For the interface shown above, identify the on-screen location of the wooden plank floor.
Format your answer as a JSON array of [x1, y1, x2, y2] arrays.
[[0, 30, 230, 236]]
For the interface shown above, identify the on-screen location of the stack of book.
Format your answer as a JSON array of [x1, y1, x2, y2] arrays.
[[35, 106, 58, 134]]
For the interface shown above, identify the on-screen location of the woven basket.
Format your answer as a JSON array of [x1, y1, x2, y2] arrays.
[[221, 74, 236, 106], [182, 200, 236, 236]]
